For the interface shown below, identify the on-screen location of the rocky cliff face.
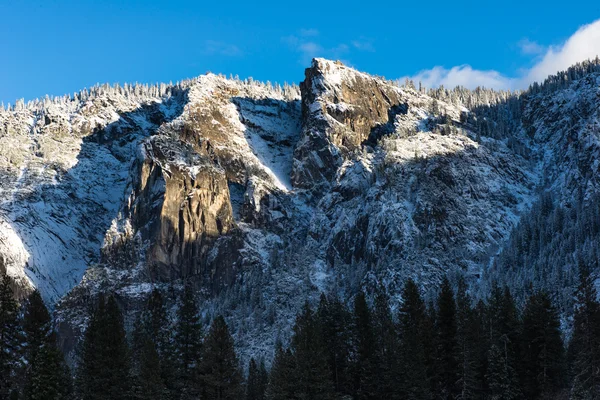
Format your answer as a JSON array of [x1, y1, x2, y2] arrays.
[[120, 135, 236, 282], [293, 59, 407, 192], [0, 89, 185, 302], [2, 58, 600, 363]]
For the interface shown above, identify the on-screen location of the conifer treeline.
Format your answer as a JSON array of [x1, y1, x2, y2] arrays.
[[267, 271, 600, 400], [76, 283, 243, 400], [3, 268, 600, 399], [0, 73, 300, 113]]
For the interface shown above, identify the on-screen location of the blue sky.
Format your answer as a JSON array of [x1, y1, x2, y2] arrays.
[[1, 0, 600, 104]]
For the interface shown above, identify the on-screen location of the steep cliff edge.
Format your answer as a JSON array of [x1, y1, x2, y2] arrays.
[[292, 58, 408, 192], [109, 135, 236, 283], [0, 88, 186, 302]]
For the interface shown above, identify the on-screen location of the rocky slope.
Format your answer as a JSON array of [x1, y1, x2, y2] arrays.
[[2, 58, 600, 362]]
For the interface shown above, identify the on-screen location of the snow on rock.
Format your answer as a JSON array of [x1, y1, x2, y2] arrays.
[[5, 58, 599, 366], [0, 86, 186, 303]]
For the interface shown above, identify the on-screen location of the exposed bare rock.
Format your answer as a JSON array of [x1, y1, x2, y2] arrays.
[[116, 135, 236, 282], [292, 58, 408, 192]]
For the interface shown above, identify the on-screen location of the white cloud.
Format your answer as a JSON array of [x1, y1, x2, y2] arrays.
[[518, 38, 545, 55], [405, 19, 600, 90], [202, 40, 242, 57], [524, 20, 600, 84], [411, 65, 515, 91]]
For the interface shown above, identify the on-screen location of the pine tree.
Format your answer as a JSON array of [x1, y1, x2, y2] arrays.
[[434, 277, 459, 399], [77, 294, 131, 400], [257, 358, 269, 400], [24, 346, 72, 400], [77, 294, 105, 400], [568, 265, 600, 399], [145, 289, 172, 358], [292, 302, 334, 400], [520, 291, 565, 399], [174, 283, 203, 398], [0, 272, 22, 399], [246, 358, 267, 400], [316, 294, 352, 396], [423, 301, 437, 395], [22, 290, 51, 362], [398, 279, 431, 400], [104, 295, 132, 399], [486, 343, 521, 400], [485, 285, 521, 394], [247, 358, 260, 400], [372, 289, 401, 399], [455, 278, 482, 400], [474, 300, 490, 397], [139, 289, 176, 395], [200, 315, 242, 400], [266, 343, 297, 400], [137, 336, 168, 400], [22, 290, 71, 400], [352, 292, 379, 400]]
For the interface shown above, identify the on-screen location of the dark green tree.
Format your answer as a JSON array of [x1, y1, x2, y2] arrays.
[[434, 277, 459, 399], [266, 343, 297, 400], [352, 292, 379, 400], [24, 346, 72, 400], [137, 336, 168, 400], [316, 294, 352, 396], [486, 343, 521, 400], [257, 358, 269, 400], [485, 285, 521, 395], [135, 289, 175, 396], [200, 315, 242, 400], [455, 278, 482, 400], [77, 294, 131, 400], [372, 289, 401, 399], [520, 291, 565, 399], [0, 272, 22, 399], [22, 290, 51, 361], [568, 265, 600, 399], [292, 302, 334, 400], [246, 357, 267, 400], [423, 301, 437, 395], [398, 279, 431, 400], [104, 295, 131, 399], [22, 290, 71, 400], [174, 283, 203, 398], [145, 289, 171, 353]]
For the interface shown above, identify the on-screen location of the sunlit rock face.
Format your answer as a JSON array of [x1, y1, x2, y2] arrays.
[[117, 135, 236, 282], [292, 58, 408, 192], [0, 88, 185, 303]]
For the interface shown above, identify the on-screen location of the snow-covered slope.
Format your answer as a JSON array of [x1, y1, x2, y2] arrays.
[[0, 88, 186, 301], [2, 58, 600, 363]]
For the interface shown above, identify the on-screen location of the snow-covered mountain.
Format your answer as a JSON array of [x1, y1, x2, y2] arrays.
[[2, 58, 600, 362]]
